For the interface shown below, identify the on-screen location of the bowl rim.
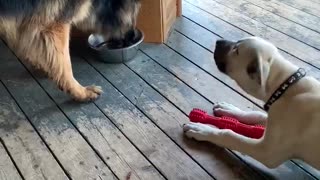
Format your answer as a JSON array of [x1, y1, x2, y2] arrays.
[[88, 29, 144, 51]]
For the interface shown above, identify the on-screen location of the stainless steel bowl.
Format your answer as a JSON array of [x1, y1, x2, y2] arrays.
[[88, 29, 144, 63]]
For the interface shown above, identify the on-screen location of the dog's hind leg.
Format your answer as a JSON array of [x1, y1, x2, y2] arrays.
[[213, 102, 267, 125], [16, 23, 102, 101]]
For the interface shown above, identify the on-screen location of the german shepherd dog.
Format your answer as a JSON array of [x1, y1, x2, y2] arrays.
[[0, 0, 141, 101]]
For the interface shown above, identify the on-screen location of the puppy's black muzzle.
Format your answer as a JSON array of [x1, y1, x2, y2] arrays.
[[214, 40, 235, 73]]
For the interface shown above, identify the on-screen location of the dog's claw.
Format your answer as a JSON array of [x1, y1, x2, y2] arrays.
[[87, 85, 103, 94], [86, 85, 103, 101]]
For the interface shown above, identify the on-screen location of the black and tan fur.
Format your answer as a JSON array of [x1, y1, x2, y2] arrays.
[[0, 0, 141, 101]]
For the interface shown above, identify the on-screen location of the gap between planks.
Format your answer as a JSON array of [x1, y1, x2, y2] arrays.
[[183, 0, 320, 70]]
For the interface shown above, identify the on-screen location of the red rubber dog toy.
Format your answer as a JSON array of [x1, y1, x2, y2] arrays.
[[189, 108, 265, 139]]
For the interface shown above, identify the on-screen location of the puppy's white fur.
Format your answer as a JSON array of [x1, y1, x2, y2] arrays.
[[183, 37, 320, 169]]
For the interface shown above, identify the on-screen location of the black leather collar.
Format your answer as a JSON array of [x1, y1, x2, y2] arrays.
[[264, 68, 306, 112]]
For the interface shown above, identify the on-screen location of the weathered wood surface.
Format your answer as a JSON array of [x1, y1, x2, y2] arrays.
[[277, 0, 320, 17], [210, 0, 320, 49], [240, 0, 320, 33], [83, 51, 263, 179], [1, 0, 320, 178], [0, 139, 22, 180], [183, 0, 320, 69], [25, 56, 165, 180], [73, 53, 214, 180], [0, 82, 68, 180], [173, 17, 320, 81], [0, 41, 116, 180]]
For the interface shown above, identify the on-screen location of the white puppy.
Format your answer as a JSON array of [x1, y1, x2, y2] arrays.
[[183, 37, 320, 169]]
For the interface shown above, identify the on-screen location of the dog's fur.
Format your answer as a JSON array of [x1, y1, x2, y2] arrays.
[[0, 0, 141, 101], [183, 37, 320, 169]]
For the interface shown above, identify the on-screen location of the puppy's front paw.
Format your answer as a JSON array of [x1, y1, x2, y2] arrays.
[[213, 102, 241, 111], [183, 123, 218, 141], [213, 102, 244, 117]]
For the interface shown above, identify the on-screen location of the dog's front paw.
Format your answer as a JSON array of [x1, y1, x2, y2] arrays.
[[86, 85, 103, 99], [74, 85, 103, 102], [213, 102, 241, 111], [213, 102, 244, 117], [183, 122, 218, 141]]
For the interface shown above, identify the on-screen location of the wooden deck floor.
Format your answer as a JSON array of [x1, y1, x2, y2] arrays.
[[1, 0, 320, 179]]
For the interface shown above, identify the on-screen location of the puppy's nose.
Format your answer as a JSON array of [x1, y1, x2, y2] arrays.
[[214, 39, 235, 58], [214, 39, 234, 74], [216, 39, 226, 47], [215, 39, 235, 49]]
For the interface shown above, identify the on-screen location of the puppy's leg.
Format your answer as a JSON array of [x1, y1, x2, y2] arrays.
[[183, 122, 281, 168], [16, 24, 102, 101], [213, 102, 267, 125], [183, 122, 260, 153]]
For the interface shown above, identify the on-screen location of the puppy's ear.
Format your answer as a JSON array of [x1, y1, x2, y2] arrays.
[[247, 56, 269, 86]]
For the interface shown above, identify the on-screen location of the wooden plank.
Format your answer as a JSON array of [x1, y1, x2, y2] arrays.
[[169, 29, 263, 107], [139, 43, 316, 179], [172, 15, 320, 179], [308, 0, 320, 5], [140, 43, 260, 112], [84, 52, 263, 180], [173, 17, 218, 52], [172, 18, 320, 103], [173, 17, 320, 80], [171, 16, 320, 103], [0, 42, 116, 180], [210, 0, 320, 49], [182, 0, 320, 69], [0, 139, 22, 180], [69, 52, 214, 180], [0, 83, 68, 180], [23, 56, 165, 180], [241, 0, 320, 33], [277, 0, 320, 18]]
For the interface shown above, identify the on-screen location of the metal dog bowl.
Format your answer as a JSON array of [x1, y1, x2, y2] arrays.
[[88, 29, 144, 63]]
